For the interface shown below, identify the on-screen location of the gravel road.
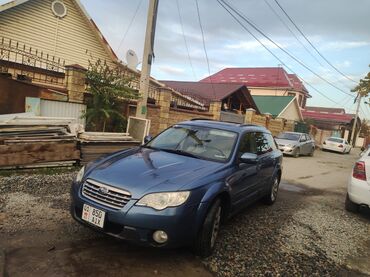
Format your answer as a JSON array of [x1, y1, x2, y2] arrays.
[[0, 150, 369, 276]]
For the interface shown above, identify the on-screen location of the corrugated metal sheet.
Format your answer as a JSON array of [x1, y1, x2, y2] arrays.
[[0, 0, 115, 68], [41, 99, 86, 126]]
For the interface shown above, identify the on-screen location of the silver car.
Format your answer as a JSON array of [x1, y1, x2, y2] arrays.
[[275, 132, 315, 157]]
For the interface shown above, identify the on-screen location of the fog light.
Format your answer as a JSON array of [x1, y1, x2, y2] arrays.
[[153, 230, 168, 244]]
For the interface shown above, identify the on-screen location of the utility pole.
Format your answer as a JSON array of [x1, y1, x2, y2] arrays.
[[136, 0, 159, 118], [350, 92, 362, 146]]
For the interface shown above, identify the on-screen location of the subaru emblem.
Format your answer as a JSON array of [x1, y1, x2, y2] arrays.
[[98, 187, 109, 195]]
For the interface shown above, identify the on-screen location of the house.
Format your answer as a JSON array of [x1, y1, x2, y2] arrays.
[[302, 106, 361, 145], [0, 0, 212, 133], [160, 81, 260, 123], [252, 95, 303, 122], [200, 67, 311, 108]]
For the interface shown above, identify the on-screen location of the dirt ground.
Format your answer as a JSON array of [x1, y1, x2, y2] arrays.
[[0, 149, 370, 276]]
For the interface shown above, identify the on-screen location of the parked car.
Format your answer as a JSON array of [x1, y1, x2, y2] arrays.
[[346, 147, 370, 213], [275, 131, 315, 157], [70, 120, 283, 257], [322, 137, 351, 154]]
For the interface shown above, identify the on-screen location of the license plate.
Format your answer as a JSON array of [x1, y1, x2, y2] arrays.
[[82, 204, 105, 228]]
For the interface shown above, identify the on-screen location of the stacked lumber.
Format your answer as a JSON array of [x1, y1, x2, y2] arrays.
[[0, 116, 80, 168], [78, 132, 141, 165]]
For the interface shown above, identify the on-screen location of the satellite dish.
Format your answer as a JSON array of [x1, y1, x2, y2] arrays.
[[126, 50, 139, 70]]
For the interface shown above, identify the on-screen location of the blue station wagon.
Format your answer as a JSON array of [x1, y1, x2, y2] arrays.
[[70, 120, 283, 257]]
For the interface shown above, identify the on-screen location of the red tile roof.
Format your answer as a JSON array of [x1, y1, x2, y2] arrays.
[[200, 67, 310, 95], [160, 80, 259, 111], [305, 106, 345, 114], [302, 110, 354, 124]]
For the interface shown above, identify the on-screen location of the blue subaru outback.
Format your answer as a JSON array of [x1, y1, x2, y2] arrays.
[[71, 120, 283, 257]]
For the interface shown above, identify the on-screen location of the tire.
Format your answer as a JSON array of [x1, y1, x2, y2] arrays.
[[347, 149, 351, 154], [262, 175, 280, 205], [309, 148, 315, 157], [293, 148, 300, 158], [345, 194, 359, 213], [193, 199, 222, 258]]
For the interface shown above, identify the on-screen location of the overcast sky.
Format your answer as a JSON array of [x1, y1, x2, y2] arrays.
[[2, 0, 369, 118]]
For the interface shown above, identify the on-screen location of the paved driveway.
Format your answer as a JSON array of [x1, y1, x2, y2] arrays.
[[0, 149, 369, 276]]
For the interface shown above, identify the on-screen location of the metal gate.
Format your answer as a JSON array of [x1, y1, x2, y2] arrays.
[[220, 111, 244, 124], [294, 121, 309, 133]]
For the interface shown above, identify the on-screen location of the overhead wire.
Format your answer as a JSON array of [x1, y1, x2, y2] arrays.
[[176, 0, 197, 80], [117, 0, 144, 54], [273, 0, 358, 84], [219, 0, 354, 98], [194, 0, 217, 99], [216, 0, 341, 106], [262, 0, 325, 68]]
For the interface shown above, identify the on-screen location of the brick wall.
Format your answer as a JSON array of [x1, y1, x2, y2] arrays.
[[147, 105, 161, 135], [168, 108, 213, 126]]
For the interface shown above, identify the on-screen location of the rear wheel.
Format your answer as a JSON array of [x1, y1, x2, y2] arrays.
[[309, 148, 315, 157], [193, 199, 222, 257], [345, 194, 359, 213]]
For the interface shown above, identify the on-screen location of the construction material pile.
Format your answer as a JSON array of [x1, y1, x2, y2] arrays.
[[78, 132, 141, 165], [0, 114, 80, 168]]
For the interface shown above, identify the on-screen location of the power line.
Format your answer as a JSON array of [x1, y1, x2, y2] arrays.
[[176, 0, 197, 80], [273, 0, 357, 84], [262, 0, 324, 68], [216, 0, 341, 106], [117, 0, 144, 53], [194, 0, 217, 99], [219, 0, 354, 98]]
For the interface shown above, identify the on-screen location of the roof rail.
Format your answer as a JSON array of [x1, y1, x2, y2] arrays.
[[239, 123, 263, 127], [190, 118, 215, 121]]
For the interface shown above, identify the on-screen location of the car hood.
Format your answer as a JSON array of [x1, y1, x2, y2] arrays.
[[86, 147, 223, 199], [275, 138, 298, 146]]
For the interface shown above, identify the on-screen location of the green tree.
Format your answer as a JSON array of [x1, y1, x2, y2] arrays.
[[84, 60, 139, 132], [352, 64, 370, 98]]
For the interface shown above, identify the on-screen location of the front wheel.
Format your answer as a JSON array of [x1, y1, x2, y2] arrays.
[[293, 148, 300, 158], [193, 199, 222, 257], [262, 176, 280, 205]]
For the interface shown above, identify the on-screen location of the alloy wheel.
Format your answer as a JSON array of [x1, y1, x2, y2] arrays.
[[271, 178, 279, 201]]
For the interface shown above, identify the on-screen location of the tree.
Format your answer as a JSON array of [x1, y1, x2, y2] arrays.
[[83, 59, 139, 132], [352, 64, 370, 98]]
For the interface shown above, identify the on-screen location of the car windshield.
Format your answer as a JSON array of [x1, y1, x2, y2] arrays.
[[327, 138, 343, 143], [276, 133, 300, 141], [145, 125, 238, 162]]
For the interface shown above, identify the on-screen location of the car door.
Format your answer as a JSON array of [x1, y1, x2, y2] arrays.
[[227, 132, 261, 208], [299, 134, 308, 154]]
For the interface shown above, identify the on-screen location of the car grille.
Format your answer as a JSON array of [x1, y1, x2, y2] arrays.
[[82, 179, 131, 210]]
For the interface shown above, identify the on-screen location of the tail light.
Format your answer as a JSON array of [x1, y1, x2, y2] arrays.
[[353, 161, 366, 181], [338, 144, 343, 148]]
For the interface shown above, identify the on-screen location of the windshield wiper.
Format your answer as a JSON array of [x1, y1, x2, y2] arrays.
[[160, 148, 201, 159]]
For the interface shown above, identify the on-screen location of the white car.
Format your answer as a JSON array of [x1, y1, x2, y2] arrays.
[[322, 137, 351, 154], [346, 148, 370, 212]]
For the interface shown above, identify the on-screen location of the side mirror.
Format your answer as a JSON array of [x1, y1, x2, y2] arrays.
[[239, 153, 258, 164], [143, 135, 153, 144]]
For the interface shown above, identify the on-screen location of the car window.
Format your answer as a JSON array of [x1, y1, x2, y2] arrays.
[[327, 137, 343, 143], [264, 133, 277, 151], [256, 132, 272, 155], [300, 135, 306, 142], [147, 125, 238, 162], [238, 132, 257, 155], [276, 132, 300, 141]]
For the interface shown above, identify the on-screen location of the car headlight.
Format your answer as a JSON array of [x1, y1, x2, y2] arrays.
[[75, 166, 85, 183], [136, 191, 190, 210]]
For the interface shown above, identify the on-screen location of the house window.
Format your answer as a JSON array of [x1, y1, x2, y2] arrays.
[[52, 1, 68, 18]]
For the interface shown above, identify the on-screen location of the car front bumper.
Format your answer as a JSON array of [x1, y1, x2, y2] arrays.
[[278, 146, 296, 155], [348, 177, 370, 207], [70, 182, 203, 248]]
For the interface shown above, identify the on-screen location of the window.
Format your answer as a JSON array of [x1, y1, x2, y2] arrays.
[[264, 133, 277, 151], [255, 132, 272, 155], [238, 132, 257, 155]]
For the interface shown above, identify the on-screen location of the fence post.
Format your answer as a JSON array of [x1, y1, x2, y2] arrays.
[[158, 88, 171, 131], [209, 101, 222, 120], [65, 64, 87, 103], [244, 108, 256, 124]]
